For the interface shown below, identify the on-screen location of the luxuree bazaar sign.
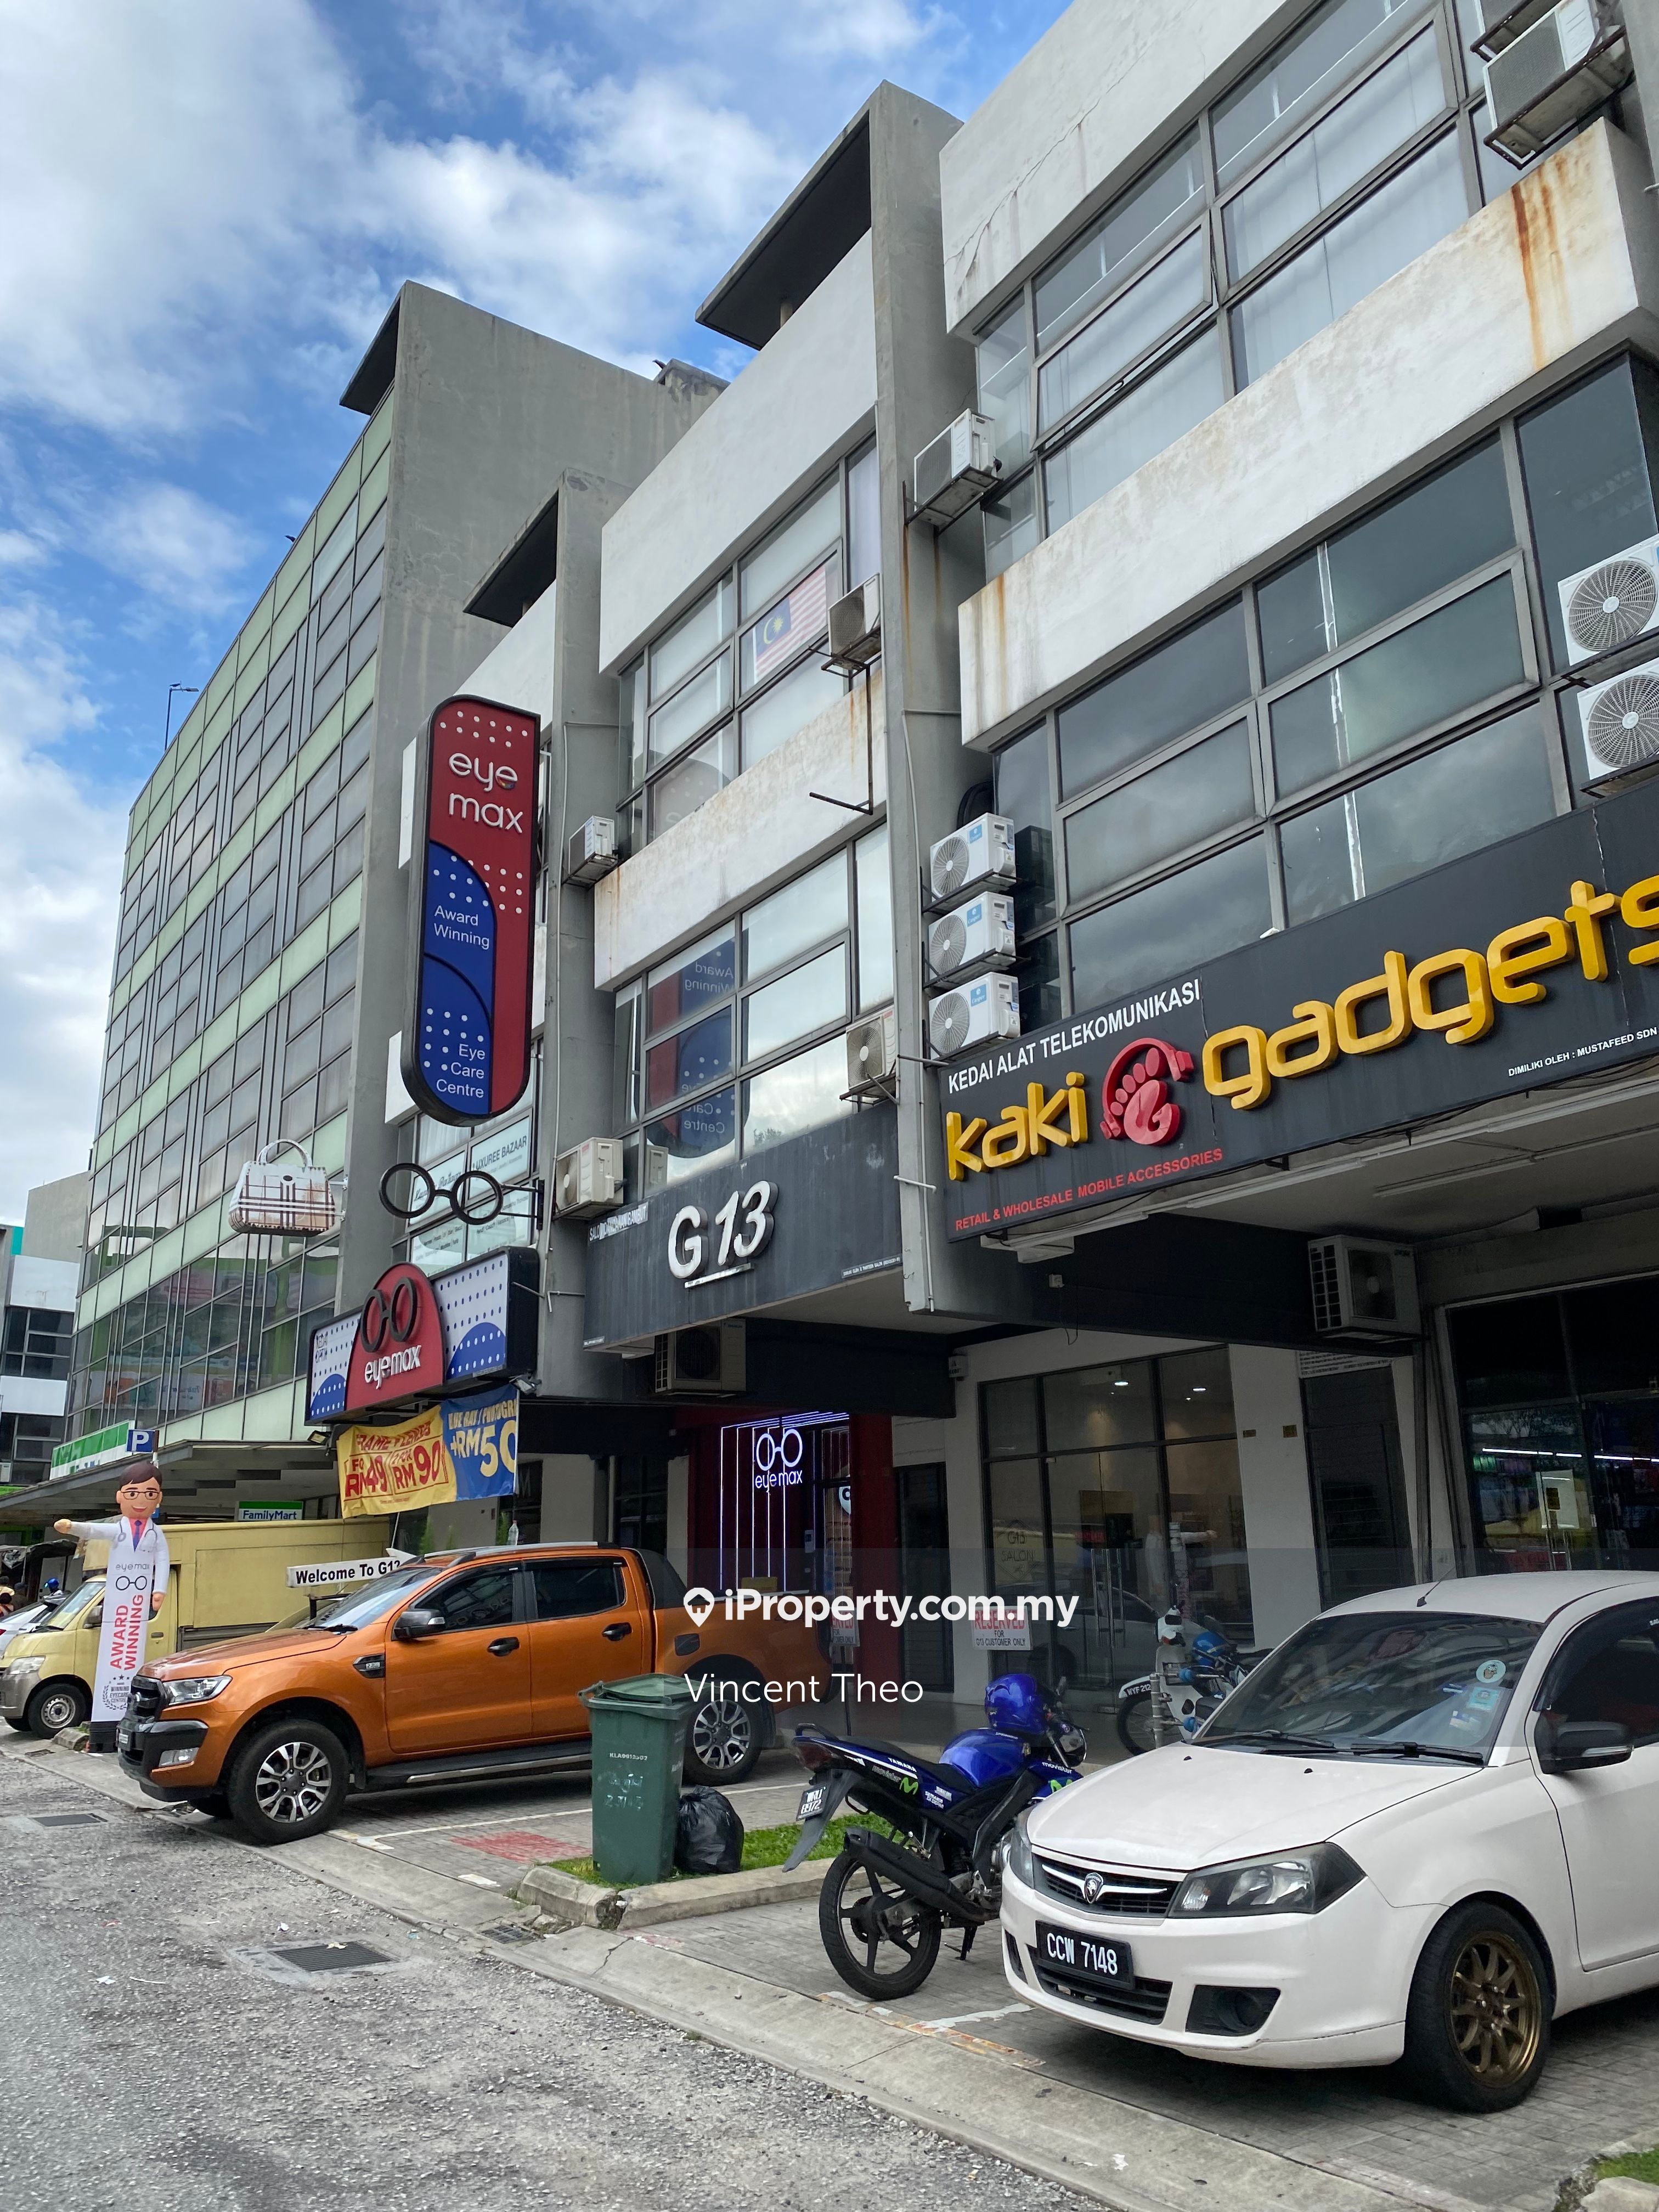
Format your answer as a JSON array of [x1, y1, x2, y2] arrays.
[[944, 781, 1659, 1241]]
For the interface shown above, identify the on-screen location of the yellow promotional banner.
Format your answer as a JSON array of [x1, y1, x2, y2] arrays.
[[337, 1405, 455, 1520]]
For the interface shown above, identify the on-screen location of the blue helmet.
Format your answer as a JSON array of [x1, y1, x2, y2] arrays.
[[1190, 1628, 1229, 1667], [984, 1671, 1048, 1737]]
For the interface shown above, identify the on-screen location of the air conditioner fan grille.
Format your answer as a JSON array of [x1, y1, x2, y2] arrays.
[[932, 915, 968, 974], [930, 992, 972, 1055], [1587, 672, 1659, 770], [933, 836, 971, 897], [1568, 558, 1658, 657]]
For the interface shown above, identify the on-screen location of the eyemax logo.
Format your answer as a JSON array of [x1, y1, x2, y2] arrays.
[[365, 1345, 424, 1386], [447, 749, 523, 833], [1203, 870, 1659, 1111]]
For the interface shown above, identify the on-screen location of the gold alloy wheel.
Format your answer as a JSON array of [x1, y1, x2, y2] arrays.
[[1447, 1930, 1543, 2086]]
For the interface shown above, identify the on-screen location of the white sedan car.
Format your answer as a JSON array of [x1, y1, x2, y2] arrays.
[[1001, 1572, 1659, 2109]]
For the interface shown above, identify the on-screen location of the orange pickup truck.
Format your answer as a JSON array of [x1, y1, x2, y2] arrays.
[[117, 1544, 822, 1843]]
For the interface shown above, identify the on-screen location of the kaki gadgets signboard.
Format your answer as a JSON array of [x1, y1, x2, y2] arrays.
[[944, 779, 1659, 1241], [403, 695, 538, 1126]]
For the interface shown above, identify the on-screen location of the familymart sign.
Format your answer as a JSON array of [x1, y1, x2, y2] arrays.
[[944, 784, 1659, 1239]]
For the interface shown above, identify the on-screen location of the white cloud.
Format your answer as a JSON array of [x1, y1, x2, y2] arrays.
[[97, 483, 258, 617], [0, 601, 125, 1216]]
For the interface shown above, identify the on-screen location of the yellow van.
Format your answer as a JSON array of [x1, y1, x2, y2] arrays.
[[0, 1517, 393, 1738]]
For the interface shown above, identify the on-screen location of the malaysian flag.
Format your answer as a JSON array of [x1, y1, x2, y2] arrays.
[[749, 560, 832, 686]]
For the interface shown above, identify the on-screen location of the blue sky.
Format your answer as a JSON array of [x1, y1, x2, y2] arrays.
[[0, 0, 1066, 1216]]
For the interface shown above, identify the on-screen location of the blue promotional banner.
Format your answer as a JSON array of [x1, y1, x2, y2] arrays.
[[403, 695, 539, 1126], [442, 1385, 518, 1500]]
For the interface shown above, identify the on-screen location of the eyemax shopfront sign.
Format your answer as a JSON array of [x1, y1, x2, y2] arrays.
[[943, 782, 1659, 1240]]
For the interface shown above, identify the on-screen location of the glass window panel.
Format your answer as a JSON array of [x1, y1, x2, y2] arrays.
[[856, 823, 894, 1012], [988, 1456, 1047, 1594], [644, 1088, 736, 1186], [1013, 930, 1063, 1031], [741, 478, 840, 619], [1160, 1345, 1235, 1436], [1043, 1361, 1156, 1449], [740, 655, 845, 769], [1039, 232, 1210, 431], [994, 725, 1056, 933], [1066, 720, 1255, 902], [741, 1035, 853, 1156], [651, 724, 737, 839], [1165, 1437, 1253, 1634], [1059, 599, 1249, 797], [1518, 358, 1659, 670], [1214, 0, 1434, 184], [613, 980, 642, 1128], [744, 944, 847, 1063], [650, 577, 735, 702], [647, 927, 736, 1034], [740, 555, 838, 693], [1223, 27, 1444, 279], [312, 500, 357, 598], [743, 853, 847, 983], [648, 652, 732, 770], [983, 472, 1039, 582], [1328, 438, 1513, 646], [1232, 132, 1467, 386], [288, 965, 325, 1034], [977, 298, 1031, 471], [1035, 132, 1205, 354], [620, 658, 647, 795], [645, 1009, 732, 1108], [1280, 706, 1556, 924], [1044, 333, 1226, 534], [1271, 574, 1525, 794], [284, 1020, 321, 1085], [848, 441, 881, 588], [1069, 836, 1272, 1007]]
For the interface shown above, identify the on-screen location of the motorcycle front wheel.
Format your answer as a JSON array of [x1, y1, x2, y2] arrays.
[[1115, 1689, 1159, 1755], [817, 1847, 943, 2000]]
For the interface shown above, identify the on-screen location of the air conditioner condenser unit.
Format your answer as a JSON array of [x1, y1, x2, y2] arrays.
[[928, 972, 1020, 1060], [929, 812, 1015, 901], [912, 411, 999, 524], [927, 892, 1015, 981], [827, 577, 881, 670], [1308, 1237, 1420, 1339], [845, 1007, 898, 1097], [554, 1136, 625, 1218], [1483, 0, 1629, 163], [565, 815, 618, 884], [653, 1320, 746, 1395], [1557, 536, 1659, 667], [1578, 654, 1659, 787]]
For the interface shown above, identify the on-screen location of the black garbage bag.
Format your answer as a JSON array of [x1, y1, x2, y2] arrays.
[[675, 1786, 744, 1875]]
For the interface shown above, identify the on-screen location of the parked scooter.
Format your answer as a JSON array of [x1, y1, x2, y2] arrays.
[[786, 1673, 1086, 2000], [1115, 1609, 1262, 1753]]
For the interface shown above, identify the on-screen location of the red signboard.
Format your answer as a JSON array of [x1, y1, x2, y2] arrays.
[[402, 695, 538, 1125], [342, 1263, 445, 1413]]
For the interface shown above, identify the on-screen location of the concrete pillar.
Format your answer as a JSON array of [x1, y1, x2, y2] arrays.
[[1228, 1345, 1322, 1646]]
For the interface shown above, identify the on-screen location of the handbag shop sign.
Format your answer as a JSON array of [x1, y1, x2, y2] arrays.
[[943, 783, 1659, 1241]]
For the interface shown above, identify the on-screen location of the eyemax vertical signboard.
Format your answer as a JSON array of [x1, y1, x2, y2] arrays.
[[403, 695, 538, 1126], [943, 781, 1659, 1240]]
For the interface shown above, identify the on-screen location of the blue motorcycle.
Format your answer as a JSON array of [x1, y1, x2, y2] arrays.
[[785, 1673, 1085, 2000]]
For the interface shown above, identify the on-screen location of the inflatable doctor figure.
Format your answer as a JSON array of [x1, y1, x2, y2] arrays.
[[55, 1470, 170, 1748]]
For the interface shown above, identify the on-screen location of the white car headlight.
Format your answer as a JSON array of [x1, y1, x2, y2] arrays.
[[4, 1656, 44, 1683], [1001, 1816, 1036, 1891], [1172, 1842, 1363, 1917], [154, 1674, 232, 1707]]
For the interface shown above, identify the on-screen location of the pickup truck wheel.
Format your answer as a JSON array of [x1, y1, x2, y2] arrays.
[[227, 1719, 348, 1844], [25, 1680, 89, 1738], [685, 1675, 763, 1784]]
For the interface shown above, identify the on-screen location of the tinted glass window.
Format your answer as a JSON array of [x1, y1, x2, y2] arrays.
[[1519, 357, 1659, 669], [532, 1561, 626, 1618], [1066, 719, 1255, 902], [1058, 600, 1249, 797], [1069, 836, 1272, 1007], [1448, 1295, 1571, 1408], [1545, 1606, 1659, 1745], [427, 1567, 517, 1632], [647, 929, 736, 1034], [1562, 1277, 1659, 1397], [993, 727, 1057, 932], [743, 853, 846, 982]]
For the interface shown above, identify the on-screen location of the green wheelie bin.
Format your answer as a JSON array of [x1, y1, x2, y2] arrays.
[[581, 1673, 695, 1886]]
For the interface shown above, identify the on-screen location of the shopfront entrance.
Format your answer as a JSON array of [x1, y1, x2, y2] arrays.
[[980, 1346, 1250, 1704], [1450, 1274, 1659, 1572]]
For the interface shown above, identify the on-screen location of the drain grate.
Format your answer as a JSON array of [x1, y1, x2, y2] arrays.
[[228, 1938, 407, 1986], [5, 1810, 108, 1831]]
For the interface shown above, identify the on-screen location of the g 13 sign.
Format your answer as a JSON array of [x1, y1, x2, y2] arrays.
[[403, 695, 538, 1126], [668, 1181, 776, 1285]]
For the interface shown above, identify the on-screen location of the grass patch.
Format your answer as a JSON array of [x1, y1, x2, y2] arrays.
[[556, 1815, 894, 1888], [1595, 2149, 1659, 2185]]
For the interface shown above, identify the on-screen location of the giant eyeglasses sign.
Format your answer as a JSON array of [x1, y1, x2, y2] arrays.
[[402, 695, 539, 1126]]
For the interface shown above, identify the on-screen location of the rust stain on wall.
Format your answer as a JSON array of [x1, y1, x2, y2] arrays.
[[1511, 154, 1571, 372]]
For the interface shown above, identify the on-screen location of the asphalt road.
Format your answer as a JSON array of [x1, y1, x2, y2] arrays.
[[1, 1755, 1086, 2212]]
